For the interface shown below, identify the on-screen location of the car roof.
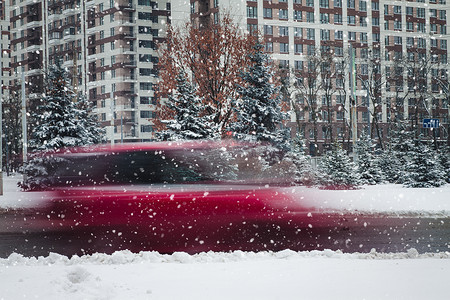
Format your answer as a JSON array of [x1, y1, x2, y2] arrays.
[[51, 140, 247, 157]]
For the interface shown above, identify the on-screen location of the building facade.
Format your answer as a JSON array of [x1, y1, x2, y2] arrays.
[[7, 0, 170, 143], [1, 0, 10, 98], [4, 0, 450, 151], [188, 0, 450, 154]]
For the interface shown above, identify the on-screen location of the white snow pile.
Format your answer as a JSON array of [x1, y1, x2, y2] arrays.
[[2, 248, 450, 267]]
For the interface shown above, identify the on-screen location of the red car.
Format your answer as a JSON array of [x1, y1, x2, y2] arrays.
[[23, 141, 348, 255]]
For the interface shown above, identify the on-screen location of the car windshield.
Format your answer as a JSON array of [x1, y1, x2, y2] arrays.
[[49, 143, 290, 187]]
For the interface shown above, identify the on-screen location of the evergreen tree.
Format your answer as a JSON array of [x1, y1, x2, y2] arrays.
[[283, 134, 318, 185], [386, 120, 416, 183], [355, 134, 384, 184], [157, 72, 217, 141], [403, 142, 446, 188], [230, 40, 289, 151], [437, 148, 450, 183], [75, 93, 106, 145], [318, 143, 359, 189], [376, 148, 399, 183], [19, 59, 104, 190]]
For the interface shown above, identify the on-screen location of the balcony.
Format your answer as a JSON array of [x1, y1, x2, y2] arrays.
[[25, 0, 39, 5], [123, 31, 136, 39], [47, 13, 60, 22], [26, 21, 41, 29], [86, 27, 97, 35], [48, 37, 61, 46], [123, 60, 137, 67], [26, 44, 41, 52], [121, 75, 137, 82], [87, 54, 97, 62], [63, 8, 80, 16], [86, 0, 96, 8]]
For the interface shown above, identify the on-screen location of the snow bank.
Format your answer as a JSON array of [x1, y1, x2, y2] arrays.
[[1, 249, 450, 300], [2, 248, 450, 267]]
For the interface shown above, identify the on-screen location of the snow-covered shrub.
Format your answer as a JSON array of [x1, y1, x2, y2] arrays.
[[403, 143, 447, 188], [354, 134, 384, 185], [318, 143, 359, 189]]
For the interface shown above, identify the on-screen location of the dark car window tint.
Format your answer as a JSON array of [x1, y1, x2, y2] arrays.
[[106, 151, 207, 184]]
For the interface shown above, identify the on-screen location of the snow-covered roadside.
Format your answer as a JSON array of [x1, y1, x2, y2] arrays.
[[290, 184, 450, 216], [1, 175, 450, 300], [1, 249, 450, 300]]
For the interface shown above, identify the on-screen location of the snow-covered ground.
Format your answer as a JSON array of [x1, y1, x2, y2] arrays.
[[1, 174, 450, 300]]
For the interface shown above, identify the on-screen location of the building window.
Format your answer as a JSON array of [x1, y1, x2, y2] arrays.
[[334, 0, 342, 7], [320, 13, 330, 24], [306, 28, 315, 40], [417, 23, 425, 33], [348, 15, 356, 25], [348, 31, 356, 41], [372, 1, 379, 10], [320, 29, 330, 41], [279, 60, 289, 69], [279, 26, 289, 37], [140, 82, 153, 90], [141, 125, 153, 132], [394, 5, 401, 14], [360, 32, 367, 43], [394, 36, 402, 45], [372, 33, 380, 42], [295, 44, 303, 54], [247, 6, 257, 18], [306, 12, 314, 23], [417, 8, 425, 18], [263, 8, 272, 18], [406, 7, 413, 16], [334, 14, 343, 24], [320, 0, 329, 8], [140, 111, 153, 118], [359, 0, 367, 11], [347, 0, 355, 9], [294, 27, 302, 37], [335, 30, 343, 40], [265, 42, 273, 52], [394, 20, 402, 30], [372, 17, 379, 26], [293, 10, 302, 21], [264, 25, 273, 35], [279, 9, 288, 20], [280, 43, 289, 53], [406, 22, 413, 31]]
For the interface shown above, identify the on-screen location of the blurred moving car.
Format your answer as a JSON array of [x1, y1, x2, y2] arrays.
[[22, 141, 342, 255]]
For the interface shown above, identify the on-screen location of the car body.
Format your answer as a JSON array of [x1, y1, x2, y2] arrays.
[[24, 141, 348, 255]]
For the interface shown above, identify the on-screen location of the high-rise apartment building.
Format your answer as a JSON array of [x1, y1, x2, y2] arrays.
[[187, 0, 450, 154], [7, 0, 170, 142], [1, 0, 10, 98], [5, 0, 450, 150]]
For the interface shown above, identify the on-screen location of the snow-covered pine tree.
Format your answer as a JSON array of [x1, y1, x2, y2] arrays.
[[403, 142, 447, 188], [283, 134, 318, 185], [19, 59, 104, 190], [74, 93, 106, 145], [318, 143, 359, 189], [156, 72, 217, 141], [354, 134, 384, 185], [437, 148, 450, 183], [375, 148, 399, 183], [230, 40, 290, 151], [387, 120, 416, 183]]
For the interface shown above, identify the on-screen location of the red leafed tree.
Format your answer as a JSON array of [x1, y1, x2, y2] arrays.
[[156, 14, 255, 135]]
